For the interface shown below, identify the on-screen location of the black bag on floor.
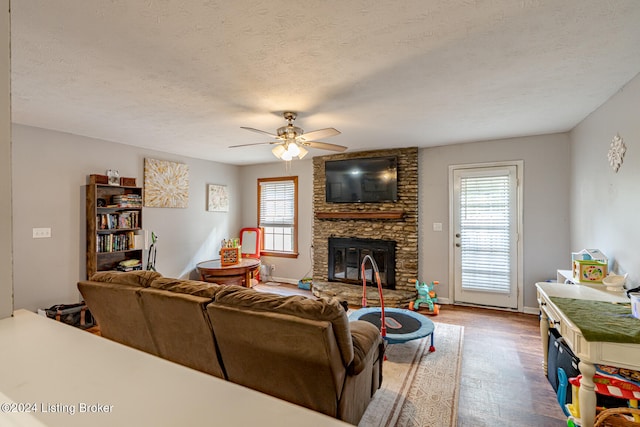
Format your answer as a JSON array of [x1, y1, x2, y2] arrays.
[[45, 302, 95, 329]]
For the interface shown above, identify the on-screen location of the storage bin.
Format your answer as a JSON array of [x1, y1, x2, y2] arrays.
[[631, 293, 640, 320], [547, 327, 562, 391]]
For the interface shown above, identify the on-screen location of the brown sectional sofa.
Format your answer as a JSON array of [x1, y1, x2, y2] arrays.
[[78, 271, 384, 425]]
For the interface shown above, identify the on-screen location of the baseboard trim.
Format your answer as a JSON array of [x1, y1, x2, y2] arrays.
[[523, 306, 540, 315], [269, 276, 298, 285], [438, 300, 539, 315]]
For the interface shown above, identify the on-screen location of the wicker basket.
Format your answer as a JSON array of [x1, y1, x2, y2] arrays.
[[594, 407, 640, 427]]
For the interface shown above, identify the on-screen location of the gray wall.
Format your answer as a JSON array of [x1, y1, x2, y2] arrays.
[[418, 134, 571, 311], [570, 72, 640, 284], [12, 124, 241, 311], [10, 71, 639, 313], [239, 159, 314, 284], [0, 0, 11, 319]]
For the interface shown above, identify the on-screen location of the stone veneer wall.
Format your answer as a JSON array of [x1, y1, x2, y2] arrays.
[[313, 147, 418, 293]]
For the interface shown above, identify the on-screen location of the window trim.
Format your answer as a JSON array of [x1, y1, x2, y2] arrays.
[[257, 176, 299, 258]]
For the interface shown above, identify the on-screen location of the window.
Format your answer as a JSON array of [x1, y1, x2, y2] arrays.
[[258, 177, 298, 258]]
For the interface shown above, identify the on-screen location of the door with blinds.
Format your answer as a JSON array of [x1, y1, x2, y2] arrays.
[[451, 164, 521, 309]]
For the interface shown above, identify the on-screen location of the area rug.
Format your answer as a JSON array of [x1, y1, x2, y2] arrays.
[[358, 322, 464, 427]]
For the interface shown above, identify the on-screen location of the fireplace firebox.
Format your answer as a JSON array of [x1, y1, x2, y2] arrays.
[[328, 237, 396, 289]]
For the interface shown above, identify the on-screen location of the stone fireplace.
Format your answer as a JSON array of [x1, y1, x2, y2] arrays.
[[311, 147, 419, 307]]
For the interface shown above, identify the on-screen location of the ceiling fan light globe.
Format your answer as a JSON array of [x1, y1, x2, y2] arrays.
[[297, 146, 309, 159], [281, 150, 293, 161], [287, 143, 300, 157], [272, 145, 286, 159]]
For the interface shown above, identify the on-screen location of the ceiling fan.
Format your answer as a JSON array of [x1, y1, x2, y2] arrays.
[[231, 112, 347, 160]]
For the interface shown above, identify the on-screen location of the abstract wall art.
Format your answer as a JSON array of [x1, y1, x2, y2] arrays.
[[143, 158, 189, 208]]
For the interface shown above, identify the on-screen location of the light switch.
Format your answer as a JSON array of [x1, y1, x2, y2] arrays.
[[33, 227, 52, 238], [432, 222, 443, 232]]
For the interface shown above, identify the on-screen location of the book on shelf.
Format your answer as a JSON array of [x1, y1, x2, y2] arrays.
[[111, 194, 142, 208], [97, 231, 137, 253], [97, 211, 140, 230], [117, 259, 142, 272]]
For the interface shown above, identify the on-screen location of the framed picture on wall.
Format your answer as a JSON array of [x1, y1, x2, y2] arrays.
[[207, 184, 229, 212]]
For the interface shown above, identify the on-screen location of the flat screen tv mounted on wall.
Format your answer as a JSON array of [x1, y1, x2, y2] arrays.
[[325, 156, 398, 203]]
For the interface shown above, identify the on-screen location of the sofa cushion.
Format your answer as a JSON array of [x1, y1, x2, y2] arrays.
[[212, 286, 354, 366], [78, 281, 157, 355], [206, 297, 348, 418], [149, 277, 224, 299], [138, 287, 226, 378], [89, 270, 162, 287]]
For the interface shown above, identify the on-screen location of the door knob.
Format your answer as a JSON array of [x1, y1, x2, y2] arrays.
[[455, 243, 461, 247], [455, 233, 461, 238]]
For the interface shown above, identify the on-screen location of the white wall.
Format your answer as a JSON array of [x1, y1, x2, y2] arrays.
[[12, 124, 241, 311], [0, 0, 11, 319], [418, 134, 571, 310], [239, 159, 314, 283], [570, 72, 640, 285]]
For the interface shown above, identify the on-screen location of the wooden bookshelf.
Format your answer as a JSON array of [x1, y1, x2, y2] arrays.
[[86, 177, 143, 278]]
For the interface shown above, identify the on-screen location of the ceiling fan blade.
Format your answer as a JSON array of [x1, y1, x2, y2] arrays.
[[240, 126, 279, 139], [297, 128, 341, 142], [229, 141, 279, 148], [304, 141, 348, 152]]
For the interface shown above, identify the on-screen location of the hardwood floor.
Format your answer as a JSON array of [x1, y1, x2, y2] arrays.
[[436, 305, 566, 427], [255, 283, 567, 426]]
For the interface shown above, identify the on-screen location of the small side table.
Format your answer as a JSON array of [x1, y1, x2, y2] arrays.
[[196, 258, 261, 288]]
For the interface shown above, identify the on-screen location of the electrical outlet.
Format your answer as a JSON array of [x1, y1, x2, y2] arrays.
[[32, 227, 52, 238], [432, 222, 443, 232]]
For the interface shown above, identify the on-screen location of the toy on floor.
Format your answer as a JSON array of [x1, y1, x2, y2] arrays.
[[409, 280, 440, 315], [562, 365, 640, 426]]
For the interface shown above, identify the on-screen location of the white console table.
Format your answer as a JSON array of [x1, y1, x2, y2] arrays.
[[536, 282, 640, 427], [0, 310, 348, 427]]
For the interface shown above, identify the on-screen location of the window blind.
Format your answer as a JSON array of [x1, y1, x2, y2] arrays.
[[259, 180, 295, 227], [459, 173, 511, 293]]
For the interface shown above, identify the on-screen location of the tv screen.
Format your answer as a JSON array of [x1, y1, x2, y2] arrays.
[[325, 156, 398, 203]]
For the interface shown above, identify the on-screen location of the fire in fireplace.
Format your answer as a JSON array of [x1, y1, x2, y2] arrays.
[[328, 237, 396, 289]]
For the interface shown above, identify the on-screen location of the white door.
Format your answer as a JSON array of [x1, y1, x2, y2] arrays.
[[451, 164, 521, 309]]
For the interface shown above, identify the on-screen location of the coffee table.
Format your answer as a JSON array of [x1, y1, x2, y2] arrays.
[[196, 258, 261, 287]]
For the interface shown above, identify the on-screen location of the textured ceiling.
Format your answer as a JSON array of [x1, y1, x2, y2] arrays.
[[10, 1, 640, 165]]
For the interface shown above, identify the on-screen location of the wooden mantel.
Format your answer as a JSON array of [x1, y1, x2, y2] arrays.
[[315, 211, 405, 220]]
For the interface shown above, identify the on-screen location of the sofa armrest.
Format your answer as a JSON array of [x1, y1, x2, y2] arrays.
[[348, 320, 382, 375]]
